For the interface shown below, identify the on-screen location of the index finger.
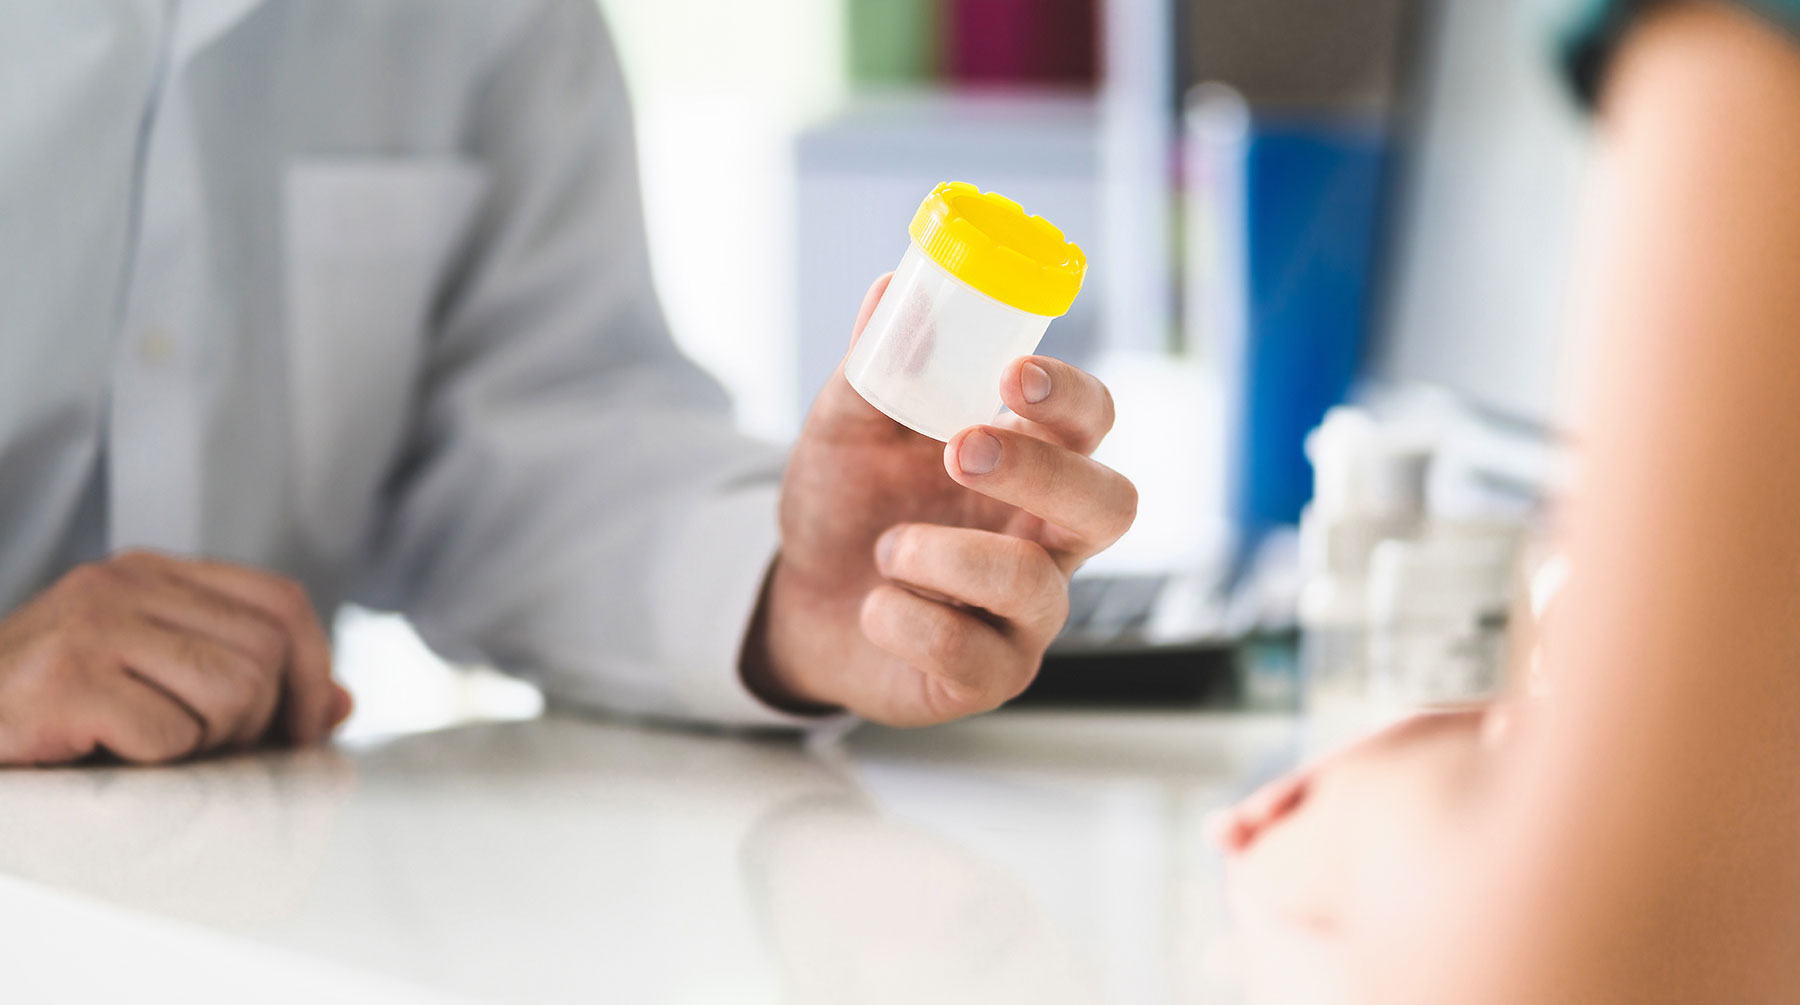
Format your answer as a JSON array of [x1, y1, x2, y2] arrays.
[[997, 356, 1116, 456], [943, 426, 1139, 568]]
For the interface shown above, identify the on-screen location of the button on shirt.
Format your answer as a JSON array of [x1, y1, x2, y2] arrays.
[[0, 0, 810, 727]]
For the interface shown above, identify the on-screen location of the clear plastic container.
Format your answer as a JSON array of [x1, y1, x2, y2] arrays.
[[846, 182, 1085, 441], [847, 244, 1054, 440]]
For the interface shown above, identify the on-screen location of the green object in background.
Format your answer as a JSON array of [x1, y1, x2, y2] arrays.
[[846, 0, 938, 86]]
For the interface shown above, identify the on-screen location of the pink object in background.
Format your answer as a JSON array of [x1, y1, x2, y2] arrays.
[[944, 0, 1099, 87]]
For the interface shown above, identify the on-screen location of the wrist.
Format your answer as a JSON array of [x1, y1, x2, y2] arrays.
[[740, 556, 843, 716]]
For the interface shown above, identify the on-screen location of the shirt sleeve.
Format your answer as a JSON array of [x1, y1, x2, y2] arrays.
[[1562, 0, 1800, 106], [350, 0, 831, 730]]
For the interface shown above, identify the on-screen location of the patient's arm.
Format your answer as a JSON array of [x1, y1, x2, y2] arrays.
[[1439, 3, 1800, 999], [1223, 4, 1800, 1001]]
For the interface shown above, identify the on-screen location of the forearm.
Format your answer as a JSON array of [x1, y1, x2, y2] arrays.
[[1437, 4, 1800, 1000]]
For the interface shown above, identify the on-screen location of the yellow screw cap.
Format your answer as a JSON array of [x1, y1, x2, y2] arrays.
[[907, 181, 1087, 317]]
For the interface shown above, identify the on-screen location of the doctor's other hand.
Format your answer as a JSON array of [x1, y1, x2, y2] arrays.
[[744, 273, 1137, 726], [0, 551, 352, 765]]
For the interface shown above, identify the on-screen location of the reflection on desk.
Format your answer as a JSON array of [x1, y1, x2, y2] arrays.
[[0, 709, 1301, 1004]]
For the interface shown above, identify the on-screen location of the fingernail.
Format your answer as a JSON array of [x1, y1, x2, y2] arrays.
[[1021, 361, 1051, 404], [957, 430, 1002, 475], [875, 526, 901, 568]]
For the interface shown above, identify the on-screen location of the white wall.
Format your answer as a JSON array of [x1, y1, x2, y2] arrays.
[[596, 0, 847, 442], [1372, 0, 1595, 428]]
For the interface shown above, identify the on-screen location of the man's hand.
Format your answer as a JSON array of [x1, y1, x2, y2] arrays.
[[0, 551, 352, 765], [744, 274, 1138, 726]]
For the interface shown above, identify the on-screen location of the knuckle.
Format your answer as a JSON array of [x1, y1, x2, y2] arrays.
[[1032, 572, 1071, 630], [857, 588, 889, 634], [58, 561, 119, 596], [1048, 588, 1072, 632], [993, 558, 1031, 605], [922, 613, 968, 668], [1020, 442, 1058, 494], [221, 651, 269, 699], [243, 616, 289, 669], [110, 548, 158, 569], [45, 636, 91, 674], [1032, 538, 1064, 573], [1095, 476, 1141, 544], [184, 636, 253, 700], [1113, 478, 1141, 535], [1096, 381, 1117, 434], [61, 598, 111, 633], [887, 525, 922, 571], [54, 613, 112, 656], [34, 622, 99, 673], [15, 640, 83, 696], [271, 578, 314, 624], [1007, 537, 1055, 583], [994, 541, 1044, 601]]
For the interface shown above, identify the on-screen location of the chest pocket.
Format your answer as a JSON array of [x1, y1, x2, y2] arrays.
[[283, 158, 487, 556]]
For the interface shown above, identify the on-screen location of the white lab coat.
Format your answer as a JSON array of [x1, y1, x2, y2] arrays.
[[0, 0, 811, 727]]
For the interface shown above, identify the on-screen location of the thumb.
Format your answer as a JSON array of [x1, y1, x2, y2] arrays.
[[807, 272, 905, 432], [844, 271, 895, 358]]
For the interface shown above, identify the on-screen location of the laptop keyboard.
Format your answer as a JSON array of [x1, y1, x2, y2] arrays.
[[1056, 573, 1169, 648]]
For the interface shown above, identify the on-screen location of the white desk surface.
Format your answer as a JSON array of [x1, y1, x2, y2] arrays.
[[0, 691, 1303, 1004]]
